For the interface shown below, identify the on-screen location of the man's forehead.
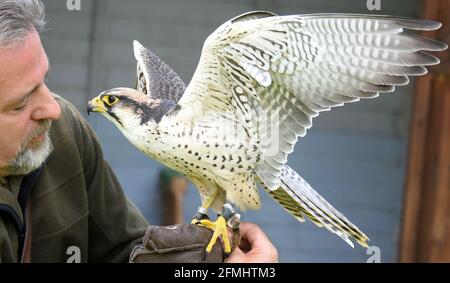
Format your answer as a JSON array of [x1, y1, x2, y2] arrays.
[[0, 31, 49, 97]]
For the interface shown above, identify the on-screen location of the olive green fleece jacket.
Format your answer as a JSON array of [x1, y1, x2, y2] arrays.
[[0, 95, 149, 262]]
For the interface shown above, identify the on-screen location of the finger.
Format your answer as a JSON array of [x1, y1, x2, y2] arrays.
[[239, 222, 278, 262], [239, 222, 272, 249], [238, 238, 250, 252], [224, 247, 245, 263]]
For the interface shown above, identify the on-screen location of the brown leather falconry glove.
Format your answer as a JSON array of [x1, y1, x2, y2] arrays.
[[129, 224, 241, 263]]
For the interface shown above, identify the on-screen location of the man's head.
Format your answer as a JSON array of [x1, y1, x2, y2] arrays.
[[0, 0, 61, 177]]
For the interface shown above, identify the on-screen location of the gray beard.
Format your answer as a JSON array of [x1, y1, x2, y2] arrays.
[[6, 120, 53, 176]]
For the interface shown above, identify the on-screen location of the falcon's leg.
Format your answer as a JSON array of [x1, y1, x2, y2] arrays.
[[198, 202, 241, 254], [190, 193, 217, 224], [191, 206, 210, 224]]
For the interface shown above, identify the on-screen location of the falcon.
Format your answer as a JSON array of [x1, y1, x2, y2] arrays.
[[87, 11, 447, 253]]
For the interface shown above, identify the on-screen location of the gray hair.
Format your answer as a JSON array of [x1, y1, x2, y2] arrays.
[[0, 0, 45, 47]]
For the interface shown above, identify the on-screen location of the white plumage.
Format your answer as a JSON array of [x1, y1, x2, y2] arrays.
[[89, 11, 447, 249]]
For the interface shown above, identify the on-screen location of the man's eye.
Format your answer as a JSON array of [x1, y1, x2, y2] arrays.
[[13, 104, 25, 111]]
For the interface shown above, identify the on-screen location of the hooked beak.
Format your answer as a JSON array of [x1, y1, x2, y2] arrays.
[[87, 95, 107, 115]]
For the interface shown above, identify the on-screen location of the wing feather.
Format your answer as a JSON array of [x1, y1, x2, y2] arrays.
[[133, 40, 186, 103], [174, 13, 447, 189]]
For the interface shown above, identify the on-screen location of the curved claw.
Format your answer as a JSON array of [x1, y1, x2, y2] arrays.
[[191, 212, 210, 224]]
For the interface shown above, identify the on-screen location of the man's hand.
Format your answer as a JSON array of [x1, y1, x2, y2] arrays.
[[225, 222, 278, 263], [129, 222, 277, 263]]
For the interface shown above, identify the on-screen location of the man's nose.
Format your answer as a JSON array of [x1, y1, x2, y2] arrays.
[[31, 85, 61, 121]]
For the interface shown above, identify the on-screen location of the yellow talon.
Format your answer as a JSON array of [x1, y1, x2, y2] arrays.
[[197, 216, 231, 254], [198, 218, 216, 230]]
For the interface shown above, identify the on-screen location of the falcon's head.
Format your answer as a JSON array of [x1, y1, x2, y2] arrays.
[[87, 40, 185, 133], [87, 87, 176, 131]]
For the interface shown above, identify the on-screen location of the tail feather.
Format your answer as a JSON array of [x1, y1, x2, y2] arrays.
[[260, 164, 369, 248]]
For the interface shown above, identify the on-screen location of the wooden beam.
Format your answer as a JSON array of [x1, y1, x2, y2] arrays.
[[399, 75, 432, 262], [418, 74, 450, 261], [399, 0, 450, 262]]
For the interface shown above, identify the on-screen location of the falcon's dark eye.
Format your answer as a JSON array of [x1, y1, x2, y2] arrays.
[[103, 95, 119, 106]]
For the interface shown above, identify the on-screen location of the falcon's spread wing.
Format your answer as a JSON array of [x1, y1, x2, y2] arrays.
[[176, 12, 447, 191], [134, 40, 186, 103], [91, 12, 446, 248]]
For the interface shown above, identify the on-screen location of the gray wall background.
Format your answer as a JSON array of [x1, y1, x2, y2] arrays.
[[41, 0, 420, 262]]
